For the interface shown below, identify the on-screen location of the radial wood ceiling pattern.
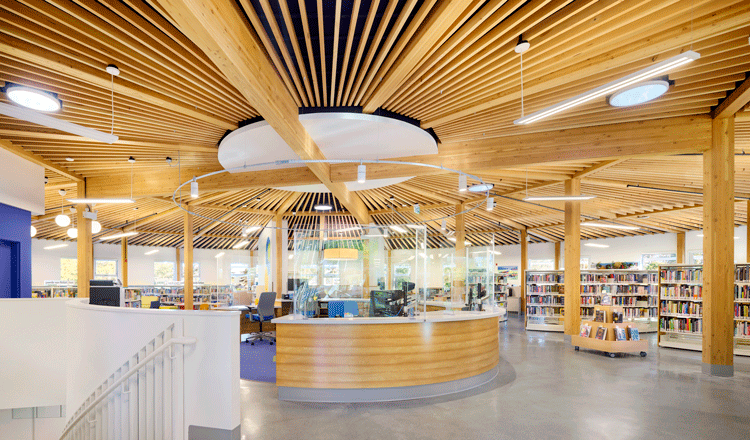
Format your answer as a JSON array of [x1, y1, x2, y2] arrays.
[[3, 0, 750, 250]]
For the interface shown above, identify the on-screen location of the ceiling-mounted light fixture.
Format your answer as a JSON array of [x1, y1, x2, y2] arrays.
[[314, 204, 332, 211], [584, 222, 639, 230], [100, 231, 138, 240], [145, 249, 159, 255], [514, 35, 530, 54], [523, 195, 596, 201], [245, 226, 261, 234], [458, 174, 467, 192], [67, 228, 78, 239], [584, 243, 609, 248], [0, 102, 117, 143], [232, 240, 250, 249], [65, 157, 74, 162], [608, 80, 670, 107], [215, 252, 225, 258], [468, 183, 494, 192], [30, 225, 37, 237], [487, 198, 495, 211], [55, 189, 70, 227], [4, 84, 62, 112], [91, 220, 102, 234], [390, 225, 407, 234], [44, 244, 68, 250], [514, 51, 700, 125], [357, 163, 366, 184], [441, 220, 446, 231], [190, 177, 199, 199]]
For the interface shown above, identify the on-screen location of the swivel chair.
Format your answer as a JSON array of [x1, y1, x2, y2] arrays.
[[246, 291, 276, 345]]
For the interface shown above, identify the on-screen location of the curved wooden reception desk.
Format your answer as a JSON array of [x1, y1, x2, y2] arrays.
[[272, 310, 500, 402]]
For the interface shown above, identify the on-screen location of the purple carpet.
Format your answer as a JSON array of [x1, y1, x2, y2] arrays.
[[240, 340, 276, 383]]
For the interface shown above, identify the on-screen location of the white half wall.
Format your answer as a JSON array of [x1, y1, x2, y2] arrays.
[[0, 147, 44, 215]]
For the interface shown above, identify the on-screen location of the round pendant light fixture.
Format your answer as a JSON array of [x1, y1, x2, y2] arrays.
[[67, 227, 78, 239], [30, 225, 37, 237], [608, 80, 669, 107], [91, 220, 102, 234], [5, 84, 62, 112], [55, 214, 71, 227]]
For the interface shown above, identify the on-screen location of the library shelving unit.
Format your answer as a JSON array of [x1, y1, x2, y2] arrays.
[[123, 287, 142, 308], [736, 264, 750, 355], [494, 273, 508, 322], [525, 270, 565, 332], [580, 270, 659, 333], [134, 284, 233, 310], [572, 305, 648, 358], [32, 285, 78, 298], [658, 264, 704, 351]]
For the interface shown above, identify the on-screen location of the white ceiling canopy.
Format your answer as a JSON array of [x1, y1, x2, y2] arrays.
[[217, 112, 438, 192]]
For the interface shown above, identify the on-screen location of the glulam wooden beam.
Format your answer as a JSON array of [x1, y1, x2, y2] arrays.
[[1, 139, 83, 182], [563, 179, 581, 339], [702, 116, 735, 376], [676, 232, 685, 264], [76, 181, 91, 297], [712, 75, 750, 119]]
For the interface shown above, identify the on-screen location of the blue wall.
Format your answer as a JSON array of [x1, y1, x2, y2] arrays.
[[0, 203, 31, 298]]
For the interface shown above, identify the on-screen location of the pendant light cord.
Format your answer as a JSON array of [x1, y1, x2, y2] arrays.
[[110, 74, 115, 135], [689, 0, 695, 51], [520, 52, 524, 117]]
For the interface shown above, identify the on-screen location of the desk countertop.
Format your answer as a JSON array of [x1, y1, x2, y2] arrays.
[[272, 309, 502, 325]]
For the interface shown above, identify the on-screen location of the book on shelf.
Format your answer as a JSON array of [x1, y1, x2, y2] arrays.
[[614, 327, 627, 341], [600, 294, 611, 306], [628, 326, 640, 341], [594, 310, 606, 322], [579, 323, 591, 338], [595, 327, 607, 340]]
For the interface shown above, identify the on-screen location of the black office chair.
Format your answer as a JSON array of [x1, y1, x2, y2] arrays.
[[246, 292, 276, 345]]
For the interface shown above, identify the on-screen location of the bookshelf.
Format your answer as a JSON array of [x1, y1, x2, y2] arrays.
[[134, 284, 233, 309], [525, 270, 565, 332], [123, 287, 142, 308], [572, 305, 648, 357], [657, 264, 703, 351], [525, 269, 659, 333], [32, 285, 78, 298], [494, 273, 508, 322]]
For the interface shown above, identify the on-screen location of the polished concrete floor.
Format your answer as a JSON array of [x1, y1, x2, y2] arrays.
[[239, 315, 750, 439]]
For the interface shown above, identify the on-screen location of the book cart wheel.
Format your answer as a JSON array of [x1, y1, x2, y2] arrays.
[[640, 352, 647, 357]]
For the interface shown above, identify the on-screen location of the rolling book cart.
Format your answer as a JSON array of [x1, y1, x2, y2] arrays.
[[572, 305, 648, 358]]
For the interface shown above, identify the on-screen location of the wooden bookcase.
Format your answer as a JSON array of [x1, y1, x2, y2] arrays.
[[494, 273, 508, 322], [525, 270, 565, 332], [572, 305, 647, 357]]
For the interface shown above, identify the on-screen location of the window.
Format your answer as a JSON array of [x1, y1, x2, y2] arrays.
[[580, 258, 590, 270], [154, 261, 176, 284], [60, 258, 77, 282], [94, 259, 118, 281], [180, 262, 201, 282], [529, 259, 554, 270], [641, 252, 677, 270], [689, 251, 703, 265]]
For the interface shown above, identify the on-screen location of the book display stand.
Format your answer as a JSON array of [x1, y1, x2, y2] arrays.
[[572, 305, 648, 358]]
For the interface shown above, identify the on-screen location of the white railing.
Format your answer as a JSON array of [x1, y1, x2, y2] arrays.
[[60, 323, 196, 440]]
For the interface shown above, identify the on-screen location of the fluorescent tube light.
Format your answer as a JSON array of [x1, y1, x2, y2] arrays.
[[145, 249, 159, 255], [0, 102, 118, 143], [469, 183, 494, 192], [314, 204, 332, 211], [514, 51, 700, 125], [584, 243, 609, 248], [584, 222, 639, 230], [390, 225, 407, 234], [245, 226, 261, 234], [698, 234, 740, 239], [523, 195, 596, 201], [100, 231, 138, 240], [232, 240, 250, 249], [44, 244, 68, 250], [68, 198, 134, 204], [215, 252, 225, 258]]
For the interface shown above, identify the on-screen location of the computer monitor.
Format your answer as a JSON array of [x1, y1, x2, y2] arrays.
[[287, 278, 306, 292], [369, 290, 406, 317]]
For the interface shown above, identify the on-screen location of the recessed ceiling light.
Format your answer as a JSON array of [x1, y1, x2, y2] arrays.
[[65, 157, 74, 162], [468, 183, 494, 192], [314, 204, 332, 211], [608, 80, 669, 107], [5, 84, 62, 112]]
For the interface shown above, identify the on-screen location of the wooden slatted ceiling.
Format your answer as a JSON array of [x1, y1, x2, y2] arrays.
[[3, 0, 750, 250]]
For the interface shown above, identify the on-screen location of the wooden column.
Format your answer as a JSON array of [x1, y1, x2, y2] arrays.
[[746, 200, 750, 263], [520, 229, 528, 314], [363, 245, 370, 292], [76, 181, 91, 298], [175, 247, 181, 281], [676, 232, 685, 264], [184, 210, 194, 310], [564, 179, 581, 338], [454, 203, 466, 304], [702, 116, 735, 376], [554, 241, 561, 270], [386, 248, 392, 289], [275, 214, 283, 298], [121, 236, 128, 287]]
